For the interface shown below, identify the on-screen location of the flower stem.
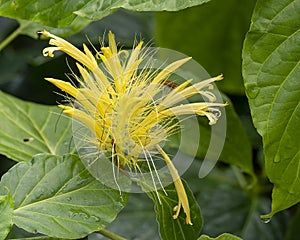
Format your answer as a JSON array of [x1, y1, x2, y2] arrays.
[[98, 228, 128, 240], [0, 22, 29, 52]]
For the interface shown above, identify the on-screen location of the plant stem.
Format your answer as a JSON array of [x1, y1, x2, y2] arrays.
[[98, 228, 128, 240], [232, 166, 248, 189], [0, 22, 29, 52]]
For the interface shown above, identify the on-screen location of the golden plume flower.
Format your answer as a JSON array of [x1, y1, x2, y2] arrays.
[[40, 30, 227, 225]]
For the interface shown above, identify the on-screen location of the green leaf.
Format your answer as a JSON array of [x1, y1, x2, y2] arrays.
[[107, 193, 159, 239], [0, 91, 74, 162], [0, 193, 14, 239], [18, 19, 90, 38], [185, 160, 289, 240], [0, 1, 89, 29], [75, 0, 211, 21], [0, 154, 128, 239], [138, 178, 202, 240], [198, 233, 242, 240], [8, 237, 65, 240], [155, 0, 257, 95], [242, 0, 300, 217], [0, 0, 210, 37]]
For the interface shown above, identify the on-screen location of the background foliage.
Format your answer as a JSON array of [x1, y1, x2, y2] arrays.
[[0, 0, 299, 239]]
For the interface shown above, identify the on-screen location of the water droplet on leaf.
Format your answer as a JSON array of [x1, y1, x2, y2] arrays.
[[247, 86, 260, 99], [68, 209, 78, 218], [78, 212, 89, 220], [90, 215, 101, 222], [76, 177, 88, 185], [274, 155, 280, 163], [261, 216, 272, 223], [288, 188, 295, 194]]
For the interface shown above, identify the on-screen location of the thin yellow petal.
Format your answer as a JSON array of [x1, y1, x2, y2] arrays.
[[45, 78, 79, 97], [40, 30, 98, 71], [152, 57, 192, 84], [100, 47, 112, 59], [156, 145, 192, 225], [161, 75, 223, 108], [164, 102, 227, 115], [59, 105, 99, 135], [108, 31, 118, 55]]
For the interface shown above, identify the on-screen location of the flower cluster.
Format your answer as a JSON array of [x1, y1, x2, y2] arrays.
[[40, 30, 227, 225]]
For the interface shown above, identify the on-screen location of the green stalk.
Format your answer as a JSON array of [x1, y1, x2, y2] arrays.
[[232, 165, 248, 189], [0, 22, 29, 52], [98, 228, 128, 240]]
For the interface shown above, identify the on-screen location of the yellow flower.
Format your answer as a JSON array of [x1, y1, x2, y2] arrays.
[[40, 30, 227, 225]]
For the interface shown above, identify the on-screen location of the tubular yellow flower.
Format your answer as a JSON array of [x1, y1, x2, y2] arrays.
[[41, 30, 227, 225]]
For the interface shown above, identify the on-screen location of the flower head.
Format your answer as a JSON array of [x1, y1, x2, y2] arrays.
[[40, 30, 227, 225]]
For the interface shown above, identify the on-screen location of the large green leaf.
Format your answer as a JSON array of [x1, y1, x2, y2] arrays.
[[0, 193, 14, 239], [0, 1, 89, 29], [198, 233, 242, 240], [74, 0, 211, 21], [0, 91, 74, 162], [0, 154, 128, 239], [138, 178, 202, 240], [155, 0, 257, 95], [242, 0, 300, 218], [0, 0, 210, 37]]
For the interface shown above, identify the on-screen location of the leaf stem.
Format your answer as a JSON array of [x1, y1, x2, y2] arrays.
[[98, 228, 128, 240], [0, 22, 29, 52], [231, 166, 248, 189]]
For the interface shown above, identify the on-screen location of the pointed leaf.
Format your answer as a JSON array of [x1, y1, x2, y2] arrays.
[[0, 154, 128, 239], [138, 178, 202, 240], [242, 0, 300, 217], [0, 193, 14, 239], [0, 91, 74, 162]]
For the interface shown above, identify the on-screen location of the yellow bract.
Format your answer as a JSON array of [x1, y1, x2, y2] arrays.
[[41, 30, 227, 225]]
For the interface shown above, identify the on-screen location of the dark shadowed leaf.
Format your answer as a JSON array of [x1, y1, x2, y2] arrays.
[[198, 233, 242, 240], [106, 193, 159, 240], [138, 178, 202, 240], [185, 160, 289, 240]]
